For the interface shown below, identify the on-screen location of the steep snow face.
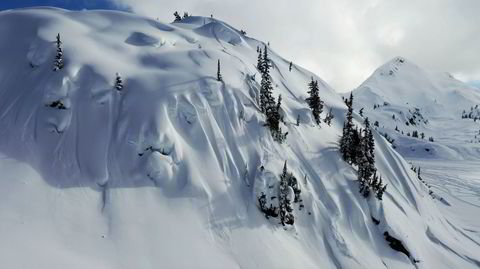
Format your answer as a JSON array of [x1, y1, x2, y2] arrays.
[[0, 8, 479, 269], [353, 57, 480, 160]]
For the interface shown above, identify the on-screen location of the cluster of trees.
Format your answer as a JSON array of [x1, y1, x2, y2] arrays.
[[258, 161, 303, 226], [411, 165, 438, 199], [461, 105, 480, 121], [173, 11, 191, 21], [394, 126, 434, 142], [372, 102, 389, 109], [340, 93, 387, 200], [257, 45, 287, 142], [405, 108, 428, 126]]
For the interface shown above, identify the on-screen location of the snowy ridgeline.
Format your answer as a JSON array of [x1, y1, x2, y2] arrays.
[[0, 8, 479, 269], [352, 57, 480, 160]]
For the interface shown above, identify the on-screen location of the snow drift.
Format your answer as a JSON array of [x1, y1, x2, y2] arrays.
[[0, 8, 479, 269]]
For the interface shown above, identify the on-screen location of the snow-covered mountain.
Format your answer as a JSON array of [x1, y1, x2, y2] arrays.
[[0, 8, 479, 269], [353, 57, 480, 160]]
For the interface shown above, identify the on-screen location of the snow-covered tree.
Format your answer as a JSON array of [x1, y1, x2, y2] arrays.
[[257, 48, 264, 76], [115, 73, 123, 91], [355, 117, 386, 200], [340, 93, 355, 163], [173, 11, 181, 21], [53, 33, 64, 71], [257, 192, 278, 219], [259, 46, 274, 113], [257, 45, 287, 142], [305, 78, 324, 125], [217, 59, 222, 82], [279, 161, 294, 226], [324, 108, 334, 126], [289, 61, 293, 72]]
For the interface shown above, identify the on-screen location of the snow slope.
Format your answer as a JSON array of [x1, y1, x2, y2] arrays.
[[0, 8, 479, 268], [353, 57, 480, 160]]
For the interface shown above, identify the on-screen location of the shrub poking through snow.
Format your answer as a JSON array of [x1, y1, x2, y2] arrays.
[[53, 33, 64, 71], [258, 192, 279, 219], [47, 100, 66, 110]]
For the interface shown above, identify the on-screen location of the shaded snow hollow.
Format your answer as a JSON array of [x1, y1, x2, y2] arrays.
[[0, 8, 479, 269]]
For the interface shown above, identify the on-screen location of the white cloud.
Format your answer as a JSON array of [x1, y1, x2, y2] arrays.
[[107, 0, 480, 92]]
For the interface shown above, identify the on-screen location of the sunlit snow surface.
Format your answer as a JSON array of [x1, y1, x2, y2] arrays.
[[0, 8, 479, 269]]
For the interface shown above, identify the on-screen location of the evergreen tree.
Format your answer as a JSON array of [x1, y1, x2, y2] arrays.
[[115, 73, 123, 91], [279, 161, 294, 226], [259, 46, 274, 113], [324, 108, 334, 126], [257, 48, 264, 73], [217, 59, 222, 82], [183, 12, 190, 19], [340, 94, 355, 163], [305, 78, 324, 125], [173, 11, 182, 21], [289, 61, 293, 72], [296, 114, 300, 126], [257, 192, 278, 218], [258, 45, 285, 142], [53, 33, 64, 71]]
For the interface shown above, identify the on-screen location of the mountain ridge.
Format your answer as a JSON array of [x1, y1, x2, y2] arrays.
[[0, 7, 478, 269]]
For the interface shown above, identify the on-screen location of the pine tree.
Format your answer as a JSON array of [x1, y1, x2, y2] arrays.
[[305, 78, 324, 125], [279, 161, 294, 226], [217, 59, 222, 82], [340, 94, 355, 164], [296, 114, 300, 126], [355, 117, 381, 198], [259, 46, 274, 113], [183, 12, 190, 19], [289, 61, 293, 72], [324, 108, 334, 126], [115, 73, 123, 91], [259, 45, 285, 142], [257, 48, 264, 73], [173, 11, 182, 21], [53, 33, 64, 71]]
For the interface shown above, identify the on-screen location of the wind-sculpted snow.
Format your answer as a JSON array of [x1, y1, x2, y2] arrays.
[[0, 8, 478, 269]]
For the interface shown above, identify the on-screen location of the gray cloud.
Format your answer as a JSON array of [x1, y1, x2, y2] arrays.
[[107, 0, 480, 92]]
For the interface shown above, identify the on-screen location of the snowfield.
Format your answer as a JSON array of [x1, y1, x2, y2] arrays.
[[0, 7, 479, 269]]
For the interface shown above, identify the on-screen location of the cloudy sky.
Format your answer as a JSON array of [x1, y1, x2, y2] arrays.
[[2, 0, 479, 91]]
